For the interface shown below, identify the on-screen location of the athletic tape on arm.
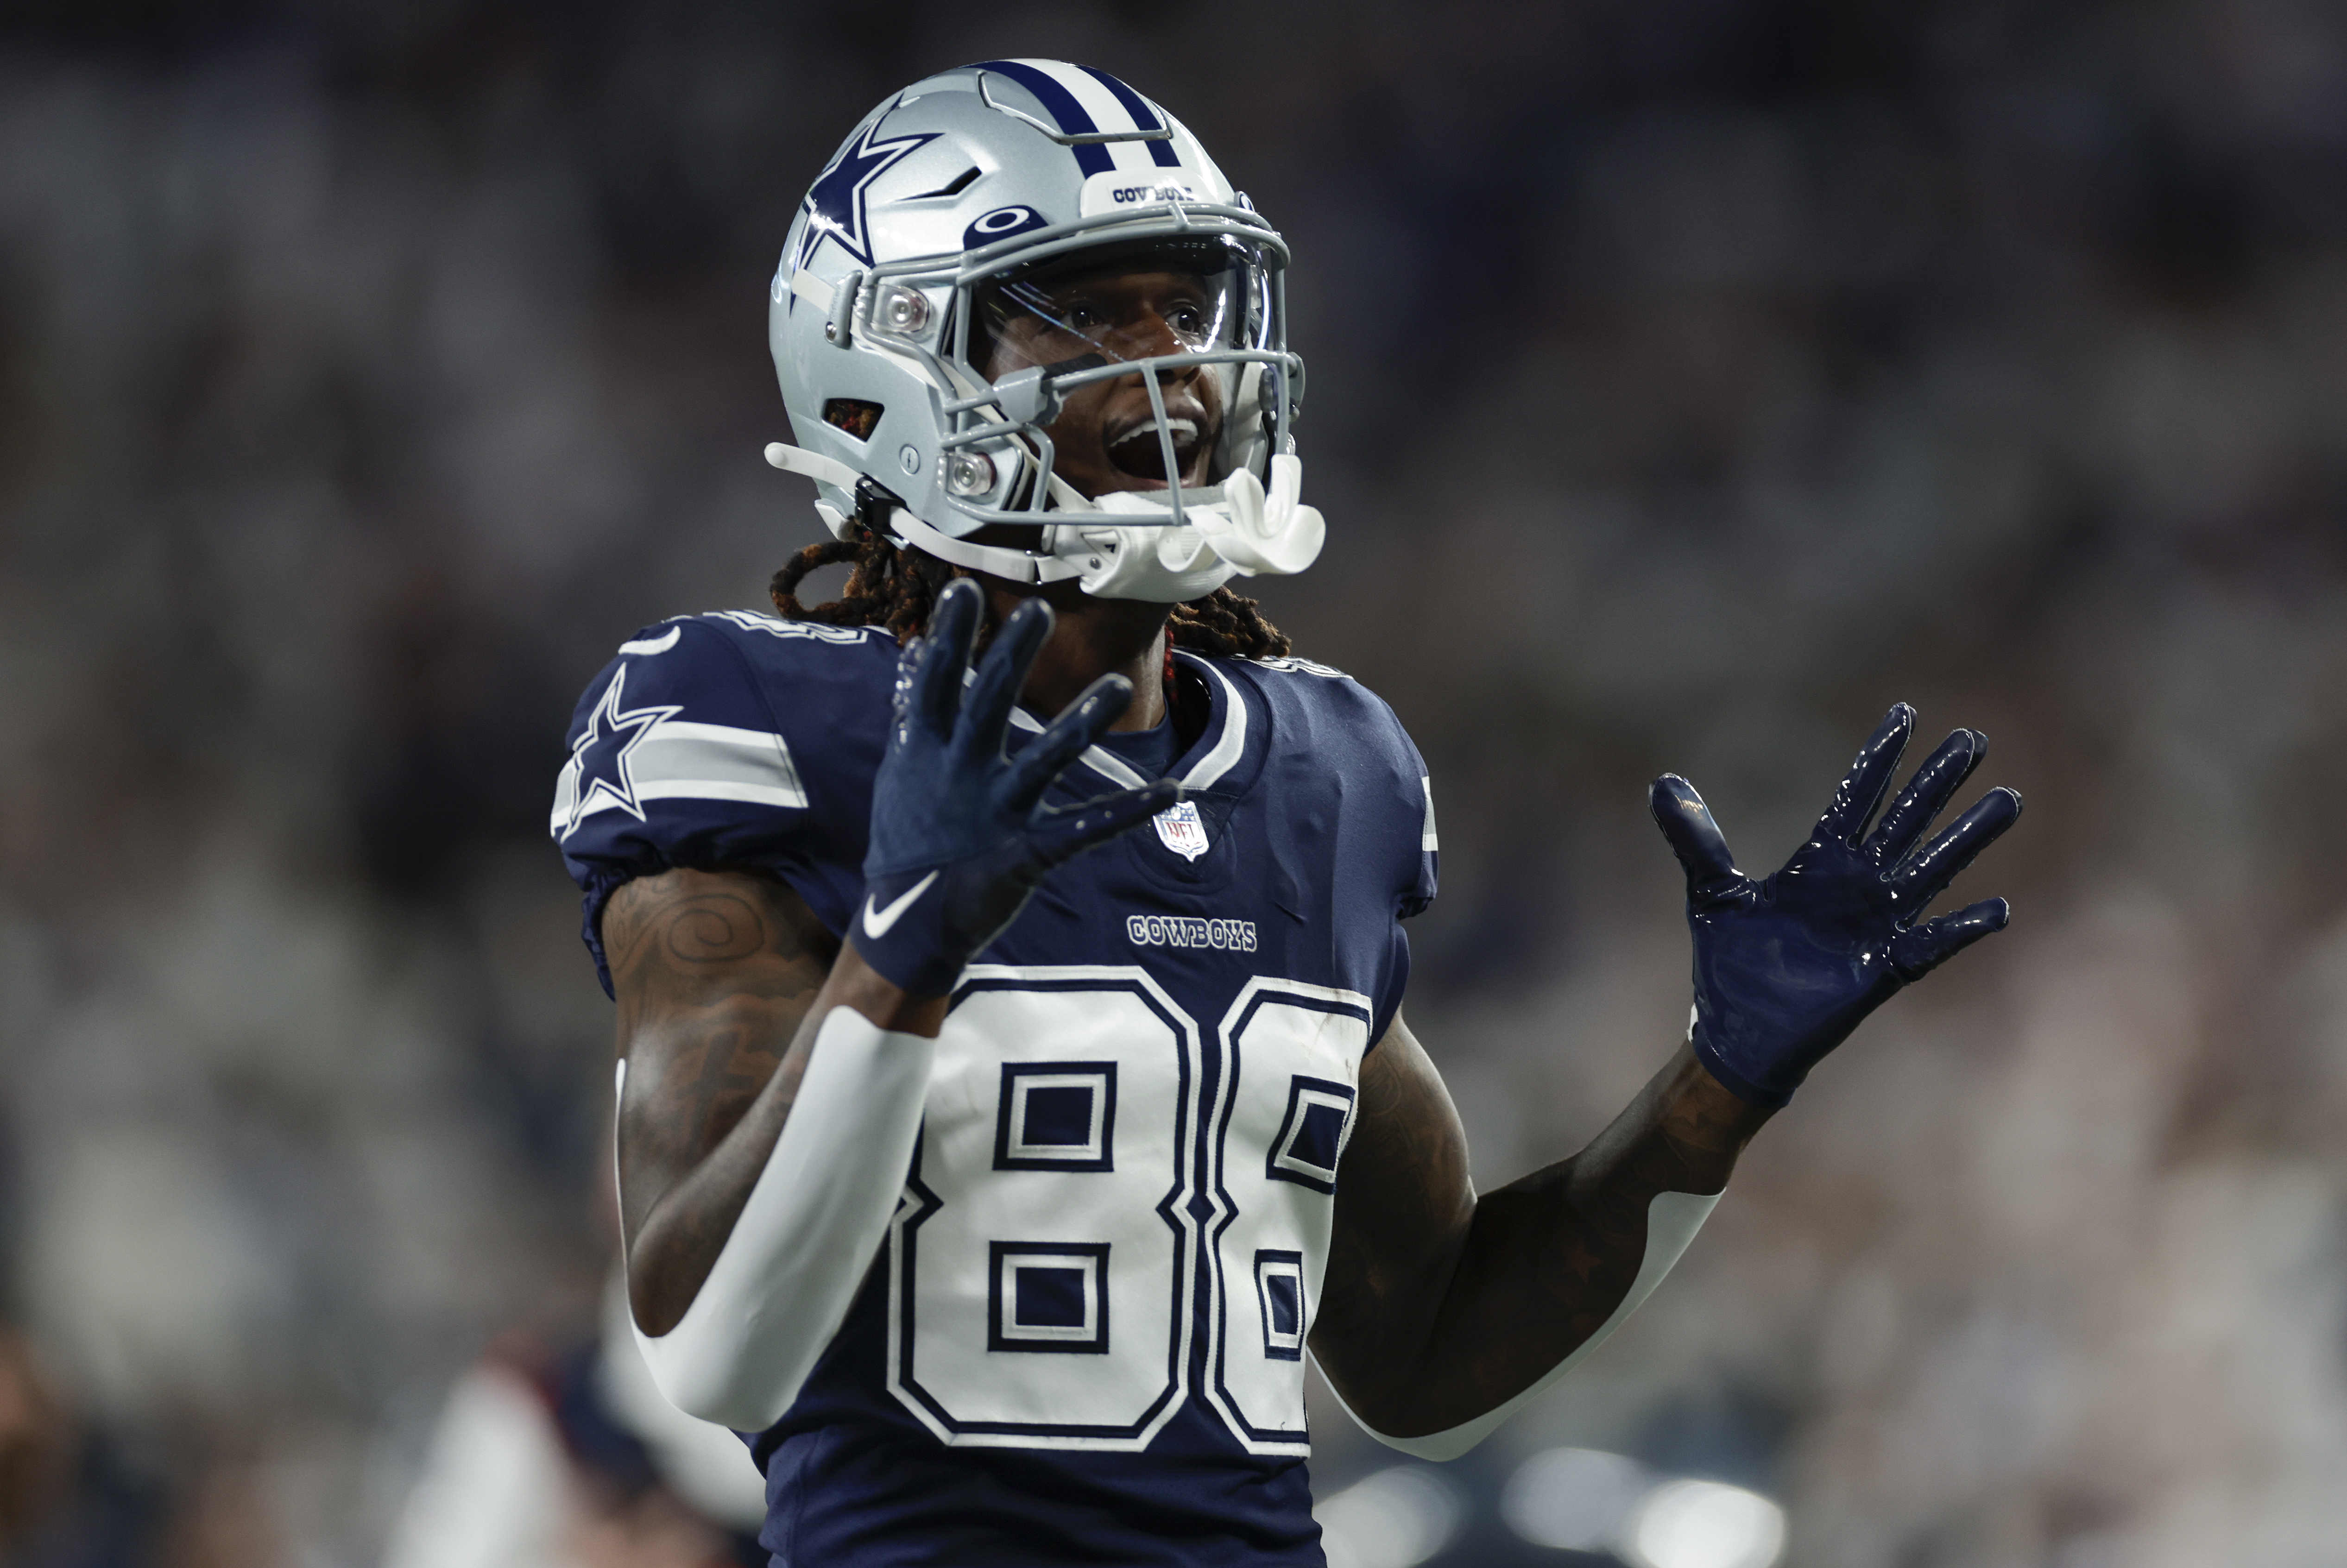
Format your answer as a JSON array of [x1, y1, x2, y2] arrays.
[[630, 1007, 934, 1431], [1323, 1189, 1720, 1461]]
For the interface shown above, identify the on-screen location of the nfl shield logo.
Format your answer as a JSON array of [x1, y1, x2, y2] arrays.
[[1152, 801, 1210, 862]]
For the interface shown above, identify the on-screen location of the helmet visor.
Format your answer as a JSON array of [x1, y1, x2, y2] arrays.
[[966, 238, 1268, 494]]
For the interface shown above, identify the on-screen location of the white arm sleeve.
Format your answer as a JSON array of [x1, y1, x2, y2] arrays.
[[627, 1007, 934, 1432], [1325, 1188, 1720, 1462]]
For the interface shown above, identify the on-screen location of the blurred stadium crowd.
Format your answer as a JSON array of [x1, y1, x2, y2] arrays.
[[2, 0, 2345, 1563]]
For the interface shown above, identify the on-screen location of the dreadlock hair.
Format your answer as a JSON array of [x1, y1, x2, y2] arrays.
[[769, 529, 1293, 660]]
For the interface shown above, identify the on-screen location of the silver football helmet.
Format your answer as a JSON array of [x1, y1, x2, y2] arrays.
[[763, 60, 1322, 603]]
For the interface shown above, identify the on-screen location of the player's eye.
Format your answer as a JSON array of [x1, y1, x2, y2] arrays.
[[1061, 302, 1101, 332]]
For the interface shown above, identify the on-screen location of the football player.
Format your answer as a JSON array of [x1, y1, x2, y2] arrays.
[[551, 60, 2021, 1565]]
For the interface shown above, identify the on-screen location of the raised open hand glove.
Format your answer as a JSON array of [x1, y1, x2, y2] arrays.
[[854, 578, 1180, 998], [1650, 704, 2022, 1108]]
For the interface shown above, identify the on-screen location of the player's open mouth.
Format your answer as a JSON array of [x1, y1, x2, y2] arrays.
[[1105, 416, 1211, 485]]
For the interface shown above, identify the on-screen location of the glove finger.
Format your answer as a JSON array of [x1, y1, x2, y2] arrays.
[[957, 597, 1054, 761], [1864, 728, 1984, 866], [1886, 786, 2023, 910], [1889, 897, 2011, 980], [1000, 674, 1135, 814], [1030, 781, 1184, 868], [1648, 775, 1742, 899], [1815, 704, 1915, 845], [910, 579, 983, 737]]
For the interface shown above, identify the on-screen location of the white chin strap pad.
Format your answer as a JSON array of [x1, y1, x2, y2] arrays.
[[763, 444, 1325, 602], [631, 1008, 934, 1432], [1192, 456, 1325, 576], [1323, 1189, 1720, 1461], [1073, 494, 1239, 600], [1071, 454, 1325, 598]]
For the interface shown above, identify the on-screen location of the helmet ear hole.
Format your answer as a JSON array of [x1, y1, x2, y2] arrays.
[[824, 399, 884, 442]]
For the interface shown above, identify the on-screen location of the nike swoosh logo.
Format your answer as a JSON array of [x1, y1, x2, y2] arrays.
[[861, 871, 940, 939]]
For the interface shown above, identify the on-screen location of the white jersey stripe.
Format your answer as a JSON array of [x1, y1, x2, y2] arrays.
[[550, 758, 581, 833], [1002, 655, 1250, 794], [638, 723, 807, 797], [550, 718, 809, 836], [564, 777, 809, 828], [1005, 705, 1152, 792], [634, 778, 809, 809], [1179, 660, 1248, 791]]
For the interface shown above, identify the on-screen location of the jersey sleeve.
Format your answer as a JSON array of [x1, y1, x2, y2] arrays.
[[1247, 655, 1439, 1050], [1372, 701, 1439, 1044], [549, 616, 878, 997], [1397, 730, 1439, 922]]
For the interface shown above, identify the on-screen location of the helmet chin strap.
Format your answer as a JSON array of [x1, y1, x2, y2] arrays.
[[1190, 456, 1326, 576], [763, 443, 1325, 603]]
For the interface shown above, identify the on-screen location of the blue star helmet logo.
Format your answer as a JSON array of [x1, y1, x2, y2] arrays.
[[793, 113, 940, 277], [564, 663, 681, 836]]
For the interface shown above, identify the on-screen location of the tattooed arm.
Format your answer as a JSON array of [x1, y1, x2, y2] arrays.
[[604, 866, 942, 1336], [1310, 1017, 1773, 1440], [604, 590, 1166, 1377]]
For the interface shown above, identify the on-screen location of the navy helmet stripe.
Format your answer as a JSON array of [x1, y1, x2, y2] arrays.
[[975, 60, 1113, 176], [1077, 67, 1184, 169]]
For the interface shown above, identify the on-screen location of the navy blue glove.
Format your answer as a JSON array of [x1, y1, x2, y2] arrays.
[[1651, 704, 2022, 1108], [853, 578, 1180, 998]]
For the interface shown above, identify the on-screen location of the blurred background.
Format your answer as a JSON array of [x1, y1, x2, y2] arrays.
[[2, 0, 2344, 1563]]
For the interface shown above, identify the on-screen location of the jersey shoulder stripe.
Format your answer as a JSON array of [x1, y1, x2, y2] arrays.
[[552, 712, 809, 837], [555, 611, 901, 994], [551, 618, 822, 842]]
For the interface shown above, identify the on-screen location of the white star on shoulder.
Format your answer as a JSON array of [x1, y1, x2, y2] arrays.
[[566, 664, 683, 833]]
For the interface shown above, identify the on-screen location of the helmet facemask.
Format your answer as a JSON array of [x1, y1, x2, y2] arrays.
[[951, 234, 1275, 522]]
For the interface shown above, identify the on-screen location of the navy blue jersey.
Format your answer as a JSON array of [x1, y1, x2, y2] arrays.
[[553, 610, 1438, 1567]]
